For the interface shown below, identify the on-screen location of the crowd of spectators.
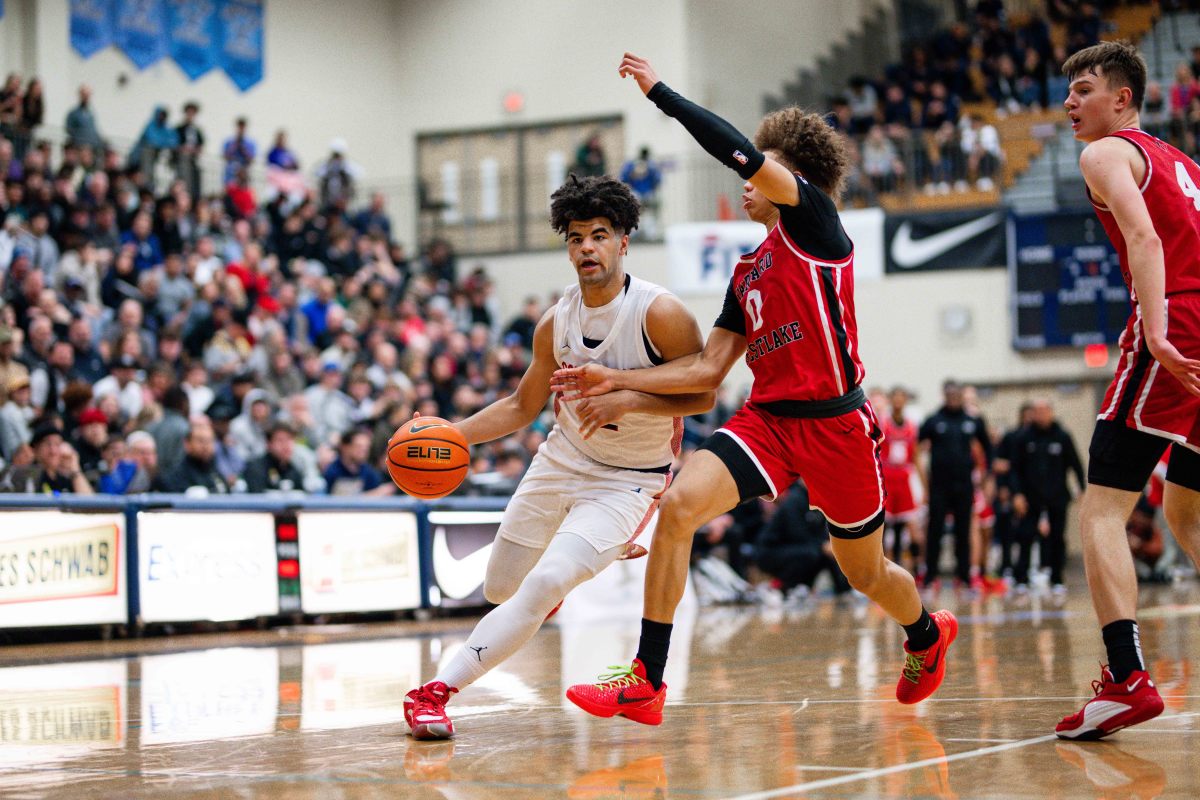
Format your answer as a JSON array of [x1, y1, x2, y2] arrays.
[[828, 0, 1121, 201], [0, 82, 557, 497], [1143, 44, 1200, 160]]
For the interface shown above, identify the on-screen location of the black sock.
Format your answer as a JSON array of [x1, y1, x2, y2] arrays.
[[1102, 619, 1145, 683], [903, 608, 940, 652], [635, 618, 673, 690]]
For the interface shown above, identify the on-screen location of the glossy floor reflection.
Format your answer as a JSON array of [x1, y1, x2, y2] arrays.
[[1, 576, 1198, 798]]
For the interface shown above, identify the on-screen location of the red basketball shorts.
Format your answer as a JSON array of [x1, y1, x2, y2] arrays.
[[715, 402, 886, 537], [1099, 293, 1200, 447], [882, 464, 922, 521]]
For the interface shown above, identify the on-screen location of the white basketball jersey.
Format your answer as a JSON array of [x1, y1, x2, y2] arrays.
[[552, 274, 683, 470]]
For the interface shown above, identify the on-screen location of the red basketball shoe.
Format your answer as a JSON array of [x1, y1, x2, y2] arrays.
[[896, 609, 958, 704], [1055, 667, 1164, 740], [566, 659, 666, 725], [404, 681, 458, 740]]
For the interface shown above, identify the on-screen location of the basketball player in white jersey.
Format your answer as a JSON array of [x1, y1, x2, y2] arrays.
[[404, 174, 712, 739]]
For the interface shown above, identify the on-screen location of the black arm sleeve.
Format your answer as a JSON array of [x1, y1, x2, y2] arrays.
[[713, 282, 746, 335], [647, 82, 765, 180]]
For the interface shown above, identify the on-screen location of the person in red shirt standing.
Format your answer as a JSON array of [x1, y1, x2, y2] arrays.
[[1056, 41, 1200, 740], [553, 53, 957, 725], [882, 386, 927, 574]]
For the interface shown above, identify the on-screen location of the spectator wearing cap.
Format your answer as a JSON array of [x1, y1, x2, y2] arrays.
[[146, 386, 190, 473], [323, 428, 388, 496], [244, 421, 305, 493], [1, 424, 93, 495], [0, 325, 29, 405], [30, 339, 77, 417], [305, 361, 353, 444], [73, 407, 110, 488], [0, 373, 34, 460], [154, 421, 228, 494], [93, 354, 144, 421], [207, 403, 246, 486]]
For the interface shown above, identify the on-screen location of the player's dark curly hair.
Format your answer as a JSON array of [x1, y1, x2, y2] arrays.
[[755, 108, 849, 201], [549, 174, 640, 236]]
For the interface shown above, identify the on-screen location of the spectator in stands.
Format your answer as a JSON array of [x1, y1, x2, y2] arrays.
[[620, 146, 663, 238], [30, 339, 76, 417], [19, 78, 44, 155], [353, 191, 392, 240], [173, 101, 204, 202], [231, 388, 273, 462], [0, 373, 33, 461], [244, 420, 305, 493], [222, 117, 256, 184], [0, 326, 29, 406], [862, 125, 904, 194], [93, 354, 144, 422], [826, 96, 852, 133], [1170, 61, 1198, 139], [147, 386, 190, 474], [881, 83, 915, 128], [323, 427, 388, 495], [0, 74, 21, 148], [129, 106, 178, 190], [847, 76, 879, 135], [962, 113, 1002, 191], [504, 296, 542, 352], [987, 53, 1023, 116], [1017, 47, 1048, 110], [73, 406, 109, 488], [573, 131, 607, 177], [756, 482, 849, 598], [1142, 81, 1171, 141], [316, 139, 360, 212], [64, 85, 103, 155], [1, 423, 93, 494], [154, 420, 228, 494]]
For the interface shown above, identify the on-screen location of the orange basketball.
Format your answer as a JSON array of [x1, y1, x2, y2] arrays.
[[387, 416, 470, 499]]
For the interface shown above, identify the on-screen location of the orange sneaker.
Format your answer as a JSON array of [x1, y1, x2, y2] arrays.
[[896, 610, 958, 704]]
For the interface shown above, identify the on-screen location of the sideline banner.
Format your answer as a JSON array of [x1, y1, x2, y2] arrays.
[[0, 512, 126, 628], [428, 510, 503, 607], [298, 512, 421, 613], [138, 512, 278, 622], [666, 209, 886, 295], [884, 208, 1007, 273]]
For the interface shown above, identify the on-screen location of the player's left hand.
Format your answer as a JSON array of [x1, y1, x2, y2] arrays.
[[618, 53, 661, 96], [576, 390, 634, 439]]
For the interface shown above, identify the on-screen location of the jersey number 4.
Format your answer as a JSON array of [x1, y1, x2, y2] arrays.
[[745, 289, 765, 332], [1176, 161, 1200, 211]]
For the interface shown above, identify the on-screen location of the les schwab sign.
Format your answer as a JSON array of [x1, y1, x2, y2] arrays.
[[0, 512, 126, 628]]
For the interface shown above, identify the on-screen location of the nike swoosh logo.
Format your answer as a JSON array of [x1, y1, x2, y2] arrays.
[[924, 648, 941, 674], [1126, 677, 1143, 692], [410, 422, 445, 433], [617, 689, 649, 704], [890, 212, 1003, 269], [432, 525, 493, 600]]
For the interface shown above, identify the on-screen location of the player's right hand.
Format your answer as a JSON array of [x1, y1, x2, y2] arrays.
[[1148, 338, 1200, 397], [618, 53, 661, 96], [550, 364, 616, 398]]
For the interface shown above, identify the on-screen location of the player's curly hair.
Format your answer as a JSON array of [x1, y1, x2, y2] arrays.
[[754, 108, 849, 201], [549, 174, 640, 236]]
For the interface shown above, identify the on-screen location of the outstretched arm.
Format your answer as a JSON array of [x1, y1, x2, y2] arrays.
[[618, 52, 801, 207], [1082, 137, 1200, 396], [455, 308, 556, 445]]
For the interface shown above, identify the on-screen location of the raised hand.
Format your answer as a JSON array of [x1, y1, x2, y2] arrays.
[[618, 53, 661, 96]]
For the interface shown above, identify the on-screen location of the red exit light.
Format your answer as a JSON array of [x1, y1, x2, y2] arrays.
[[1084, 344, 1109, 368], [277, 522, 298, 541], [278, 559, 299, 579]]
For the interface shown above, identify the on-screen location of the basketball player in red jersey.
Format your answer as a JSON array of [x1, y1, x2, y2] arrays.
[[882, 386, 927, 573], [552, 53, 957, 724], [1056, 41, 1200, 740]]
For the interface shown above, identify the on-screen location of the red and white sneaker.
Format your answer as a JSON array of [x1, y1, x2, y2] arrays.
[[1055, 667, 1164, 740], [565, 659, 666, 726], [896, 609, 958, 705], [404, 681, 458, 740]]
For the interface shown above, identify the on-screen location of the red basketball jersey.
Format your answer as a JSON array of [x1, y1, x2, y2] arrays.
[[731, 222, 865, 404], [881, 415, 918, 469], [1090, 129, 1200, 300]]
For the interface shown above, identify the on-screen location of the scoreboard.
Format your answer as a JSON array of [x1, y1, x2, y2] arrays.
[[1010, 210, 1131, 350]]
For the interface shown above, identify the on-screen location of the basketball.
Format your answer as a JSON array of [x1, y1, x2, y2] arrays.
[[387, 416, 470, 499]]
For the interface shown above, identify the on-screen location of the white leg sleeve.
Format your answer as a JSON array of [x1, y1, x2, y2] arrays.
[[435, 532, 621, 692], [482, 537, 546, 605]]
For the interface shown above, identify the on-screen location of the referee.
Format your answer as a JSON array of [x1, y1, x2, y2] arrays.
[[919, 381, 992, 586]]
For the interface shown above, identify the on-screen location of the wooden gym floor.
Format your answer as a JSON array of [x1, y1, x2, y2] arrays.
[[1, 566, 1197, 799]]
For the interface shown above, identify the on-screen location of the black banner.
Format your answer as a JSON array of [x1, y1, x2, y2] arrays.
[[884, 208, 1007, 273]]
